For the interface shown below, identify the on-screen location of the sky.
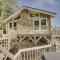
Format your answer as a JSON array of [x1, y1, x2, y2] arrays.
[[18, 0, 60, 27]]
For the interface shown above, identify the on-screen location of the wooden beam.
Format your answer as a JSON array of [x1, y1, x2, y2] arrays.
[[29, 36, 35, 43], [35, 36, 42, 44], [44, 36, 50, 43], [21, 35, 26, 41]]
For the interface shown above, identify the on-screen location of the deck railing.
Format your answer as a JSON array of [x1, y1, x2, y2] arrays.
[[13, 44, 52, 60], [0, 34, 9, 50]]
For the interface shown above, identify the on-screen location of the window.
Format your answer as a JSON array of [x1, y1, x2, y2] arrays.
[[3, 30, 6, 34], [9, 22, 17, 30], [41, 18, 46, 30], [14, 22, 17, 30], [9, 23, 12, 29], [33, 18, 47, 30], [34, 20, 39, 30]]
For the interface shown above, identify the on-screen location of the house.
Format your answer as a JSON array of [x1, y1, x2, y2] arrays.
[[0, 6, 56, 60], [3, 6, 56, 50]]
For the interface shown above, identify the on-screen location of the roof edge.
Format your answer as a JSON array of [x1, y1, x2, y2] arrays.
[[4, 6, 56, 22]]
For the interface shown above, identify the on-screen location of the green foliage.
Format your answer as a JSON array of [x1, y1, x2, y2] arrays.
[[0, 0, 18, 19], [0, 0, 18, 30]]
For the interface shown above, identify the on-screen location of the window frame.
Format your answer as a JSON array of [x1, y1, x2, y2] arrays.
[[33, 18, 47, 31], [13, 22, 17, 30], [9, 21, 17, 30], [9, 22, 12, 29], [40, 18, 47, 30], [33, 18, 40, 30]]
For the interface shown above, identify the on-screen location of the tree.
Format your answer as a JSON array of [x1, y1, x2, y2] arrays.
[[0, 0, 19, 33], [0, 0, 19, 20]]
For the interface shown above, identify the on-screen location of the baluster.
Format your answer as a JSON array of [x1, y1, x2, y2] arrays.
[[18, 54, 20, 60], [27, 51, 28, 60], [39, 49, 41, 60], [35, 50, 37, 60], [24, 52, 25, 60], [17, 56, 18, 60], [29, 51, 31, 60], [36, 49, 38, 60], [32, 50, 33, 60], [20, 53, 22, 60]]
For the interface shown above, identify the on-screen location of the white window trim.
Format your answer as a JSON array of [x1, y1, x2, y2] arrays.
[[13, 22, 17, 30], [8, 21, 17, 30], [8, 22, 13, 29], [33, 17, 47, 31], [40, 18, 47, 31], [33, 18, 40, 31]]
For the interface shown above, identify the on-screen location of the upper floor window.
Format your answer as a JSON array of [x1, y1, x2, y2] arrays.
[[14, 22, 17, 30], [9, 22, 17, 30], [33, 19, 39, 30], [9, 23, 12, 29], [33, 18, 47, 30], [41, 18, 47, 30]]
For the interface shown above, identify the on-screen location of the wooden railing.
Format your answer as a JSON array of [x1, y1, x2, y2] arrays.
[[0, 35, 9, 50], [13, 44, 52, 60], [0, 44, 52, 60], [0, 45, 14, 60]]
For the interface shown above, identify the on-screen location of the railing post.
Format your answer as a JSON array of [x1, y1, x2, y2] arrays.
[[20, 53, 22, 60], [35, 50, 37, 60], [32, 50, 34, 60], [27, 51, 28, 60], [29, 51, 31, 60]]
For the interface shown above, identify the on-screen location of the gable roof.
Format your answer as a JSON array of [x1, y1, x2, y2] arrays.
[[22, 6, 56, 14], [4, 6, 56, 22]]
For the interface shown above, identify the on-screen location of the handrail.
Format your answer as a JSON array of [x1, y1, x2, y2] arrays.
[[0, 44, 52, 60], [14, 44, 52, 60], [0, 46, 14, 60]]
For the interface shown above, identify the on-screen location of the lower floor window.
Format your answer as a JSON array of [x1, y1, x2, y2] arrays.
[[9, 22, 17, 30]]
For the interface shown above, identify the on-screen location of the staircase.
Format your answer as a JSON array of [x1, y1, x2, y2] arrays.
[[0, 46, 14, 60], [14, 44, 52, 60]]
